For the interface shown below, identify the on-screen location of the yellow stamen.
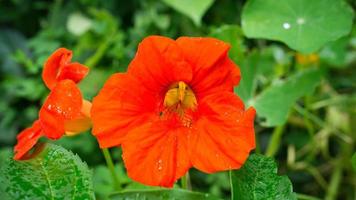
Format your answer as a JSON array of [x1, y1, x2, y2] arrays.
[[163, 81, 197, 111], [178, 81, 186, 102]]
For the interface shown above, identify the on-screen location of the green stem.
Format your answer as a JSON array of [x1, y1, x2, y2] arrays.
[[102, 148, 121, 190], [297, 193, 322, 200], [230, 170, 236, 200], [265, 125, 286, 157], [181, 171, 191, 190], [84, 30, 116, 68], [325, 162, 342, 200]]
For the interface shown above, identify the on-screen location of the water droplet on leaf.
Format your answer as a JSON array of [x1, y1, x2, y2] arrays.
[[283, 22, 291, 29]]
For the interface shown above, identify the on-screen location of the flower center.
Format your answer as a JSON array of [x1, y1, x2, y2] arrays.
[[164, 81, 197, 111], [162, 81, 197, 127]]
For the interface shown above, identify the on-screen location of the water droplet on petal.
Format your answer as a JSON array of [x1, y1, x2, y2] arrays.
[[157, 159, 163, 171]]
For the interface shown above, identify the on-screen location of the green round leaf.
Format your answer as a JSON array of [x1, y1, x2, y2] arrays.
[[242, 0, 354, 53], [0, 144, 95, 200]]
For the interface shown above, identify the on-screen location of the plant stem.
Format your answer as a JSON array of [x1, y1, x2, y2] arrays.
[[265, 124, 286, 157], [230, 170, 236, 200], [325, 162, 342, 200], [297, 193, 322, 200], [181, 171, 191, 190], [101, 148, 121, 190]]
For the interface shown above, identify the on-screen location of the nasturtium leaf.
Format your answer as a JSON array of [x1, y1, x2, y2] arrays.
[[110, 189, 219, 200], [253, 68, 322, 126], [161, 0, 214, 26], [241, 0, 354, 53], [0, 144, 95, 200], [231, 154, 296, 200], [352, 153, 356, 172], [210, 25, 246, 64]]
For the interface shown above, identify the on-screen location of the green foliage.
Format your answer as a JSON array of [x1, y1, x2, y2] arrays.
[[93, 164, 131, 199], [253, 68, 323, 126], [352, 153, 356, 172], [210, 25, 246, 64], [0, 144, 95, 200], [162, 0, 215, 26], [110, 189, 219, 200], [242, 0, 354, 53], [231, 154, 296, 200]]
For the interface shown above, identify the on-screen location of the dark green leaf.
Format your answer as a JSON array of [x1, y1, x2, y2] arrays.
[[162, 0, 214, 26], [0, 143, 95, 200], [110, 189, 220, 200], [253, 68, 322, 126], [241, 0, 354, 53], [231, 154, 296, 200]]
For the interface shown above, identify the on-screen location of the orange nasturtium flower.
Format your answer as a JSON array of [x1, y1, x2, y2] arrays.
[[91, 36, 256, 187], [14, 48, 91, 160]]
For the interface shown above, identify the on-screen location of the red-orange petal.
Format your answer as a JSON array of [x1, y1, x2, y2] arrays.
[[189, 92, 256, 173], [42, 48, 72, 90], [56, 62, 89, 84], [176, 37, 240, 96], [39, 80, 83, 139], [14, 120, 43, 160], [122, 122, 191, 187], [42, 48, 89, 90], [91, 73, 156, 148], [127, 36, 192, 93]]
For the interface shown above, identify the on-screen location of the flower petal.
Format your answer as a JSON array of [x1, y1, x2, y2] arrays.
[[128, 36, 192, 93], [91, 73, 157, 148], [56, 62, 89, 84], [14, 120, 43, 160], [42, 48, 89, 90], [122, 122, 191, 187], [176, 37, 240, 96], [189, 92, 255, 173], [39, 80, 83, 139], [42, 48, 73, 90]]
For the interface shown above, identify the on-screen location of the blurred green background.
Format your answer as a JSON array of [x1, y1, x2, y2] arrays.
[[0, 0, 355, 199]]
